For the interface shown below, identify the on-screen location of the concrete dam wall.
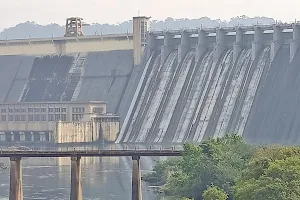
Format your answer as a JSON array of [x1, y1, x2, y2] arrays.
[[117, 24, 300, 145], [0, 50, 134, 115]]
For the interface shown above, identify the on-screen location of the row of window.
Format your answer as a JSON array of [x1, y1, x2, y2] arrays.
[[0, 133, 49, 142], [1, 114, 67, 122], [72, 114, 84, 121], [1, 107, 67, 113], [72, 107, 85, 113]]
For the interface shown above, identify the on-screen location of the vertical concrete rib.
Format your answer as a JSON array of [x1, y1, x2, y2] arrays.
[[178, 30, 190, 63], [196, 29, 208, 62], [233, 27, 244, 61], [214, 28, 226, 61], [271, 25, 283, 61], [252, 26, 264, 60], [145, 33, 156, 60], [132, 156, 142, 200], [161, 32, 173, 65], [290, 24, 300, 62], [70, 157, 82, 200], [9, 157, 23, 200]]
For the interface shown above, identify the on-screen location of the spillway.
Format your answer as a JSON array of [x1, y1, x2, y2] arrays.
[[118, 24, 300, 145]]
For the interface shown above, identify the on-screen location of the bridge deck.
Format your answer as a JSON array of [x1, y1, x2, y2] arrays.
[[0, 150, 183, 157]]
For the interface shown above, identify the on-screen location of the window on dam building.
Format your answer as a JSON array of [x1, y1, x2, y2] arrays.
[[0, 101, 106, 123]]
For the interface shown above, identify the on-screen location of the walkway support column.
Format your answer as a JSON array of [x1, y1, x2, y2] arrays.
[[290, 24, 300, 62], [70, 157, 82, 200], [178, 30, 190, 63], [9, 157, 23, 200], [132, 156, 142, 200], [196, 29, 208, 62], [161, 32, 173, 65], [271, 25, 283, 61]]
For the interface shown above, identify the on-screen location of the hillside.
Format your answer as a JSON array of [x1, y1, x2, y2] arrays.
[[0, 16, 276, 40]]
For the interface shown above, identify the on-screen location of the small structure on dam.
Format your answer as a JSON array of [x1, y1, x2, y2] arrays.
[[0, 101, 120, 143], [55, 113, 120, 143]]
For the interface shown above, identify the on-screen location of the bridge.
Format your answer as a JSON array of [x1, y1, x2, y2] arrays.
[[5, 149, 183, 200]]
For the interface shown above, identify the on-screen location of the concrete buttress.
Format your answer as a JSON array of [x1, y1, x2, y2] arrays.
[[271, 25, 283, 61], [196, 29, 208, 62], [252, 26, 264, 60], [214, 28, 226, 62], [161, 32, 173, 65], [178, 30, 190, 63], [233, 27, 244, 61], [290, 24, 300, 62]]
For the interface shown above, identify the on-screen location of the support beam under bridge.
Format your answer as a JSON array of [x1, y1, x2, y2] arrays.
[[6, 150, 182, 200]]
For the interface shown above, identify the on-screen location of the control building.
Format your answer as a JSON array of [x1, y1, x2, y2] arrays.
[[0, 101, 119, 143]]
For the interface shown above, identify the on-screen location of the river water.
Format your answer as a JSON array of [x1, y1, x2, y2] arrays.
[[0, 144, 182, 200]]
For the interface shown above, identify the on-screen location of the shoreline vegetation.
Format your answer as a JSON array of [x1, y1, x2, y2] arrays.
[[143, 135, 300, 200]]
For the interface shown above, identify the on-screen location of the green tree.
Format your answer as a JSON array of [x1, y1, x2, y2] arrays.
[[202, 186, 228, 200], [234, 146, 300, 200], [146, 134, 254, 200]]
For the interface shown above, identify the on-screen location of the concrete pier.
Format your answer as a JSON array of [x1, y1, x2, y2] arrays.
[[233, 27, 244, 61], [271, 25, 283, 61], [9, 157, 23, 200], [161, 32, 173, 65], [290, 24, 300, 62], [214, 28, 226, 62], [132, 156, 142, 200], [146, 33, 156, 60], [252, 26, 264, 60], [70, 157, 82, 200], [178, 30, 190, 63], [195, 29, 208, 62]]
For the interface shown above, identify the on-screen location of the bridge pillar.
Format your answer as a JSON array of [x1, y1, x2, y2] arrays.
[[271, 25, 283, 61], [214, 28, 226, 62], [233, 27, 244, 62], [161, 32, 173, 66], [70, 157, 82, 200], [132, 156, 142, 200], [178, 30, 190, 63], [9, 157, 23, 200], [195, 29, 208, 62], [252, 26, 264, 60], [290, 24, 300, 62]]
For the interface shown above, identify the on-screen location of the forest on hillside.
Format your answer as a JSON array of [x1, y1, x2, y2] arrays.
[[0, 15, 277, 40]]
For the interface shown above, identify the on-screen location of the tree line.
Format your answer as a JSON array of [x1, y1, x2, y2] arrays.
[[143, 135, 300, 200]]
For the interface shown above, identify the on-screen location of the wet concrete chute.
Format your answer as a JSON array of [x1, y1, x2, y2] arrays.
[[117, 22, 300, 145]]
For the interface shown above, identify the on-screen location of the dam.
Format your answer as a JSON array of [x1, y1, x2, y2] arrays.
[[0, 16, 300, 145]]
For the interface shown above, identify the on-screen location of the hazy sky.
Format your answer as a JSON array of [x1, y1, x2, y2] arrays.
[[1, 0, 299, 29]]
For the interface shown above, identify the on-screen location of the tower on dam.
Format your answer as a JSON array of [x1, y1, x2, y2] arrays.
[[133, 16, 151, 65], [64, 17, 87, 37]]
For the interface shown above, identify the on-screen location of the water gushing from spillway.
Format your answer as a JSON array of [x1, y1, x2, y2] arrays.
[[118, 44, 273, 144]]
